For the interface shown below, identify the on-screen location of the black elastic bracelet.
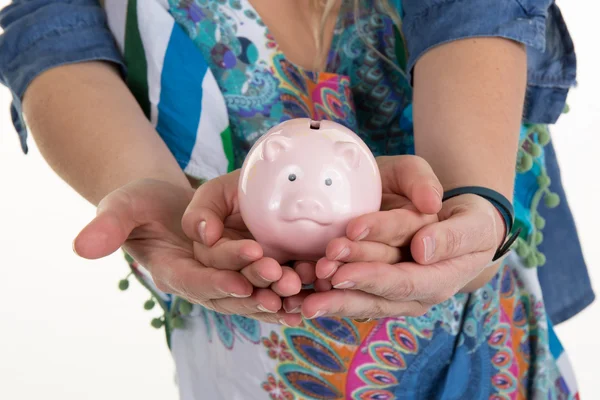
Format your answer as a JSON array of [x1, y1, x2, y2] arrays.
[[443, 186, 521, 262]]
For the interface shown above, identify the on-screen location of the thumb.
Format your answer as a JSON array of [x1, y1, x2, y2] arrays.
[[378, 156, 442, 214], [182, 170, 240, 246], [73, 190, 137, 259], [411, 198, 500, 265]]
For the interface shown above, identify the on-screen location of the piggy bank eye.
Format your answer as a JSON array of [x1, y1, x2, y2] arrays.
[[288, 173, 297, 182], [325, 178, 332, 186]]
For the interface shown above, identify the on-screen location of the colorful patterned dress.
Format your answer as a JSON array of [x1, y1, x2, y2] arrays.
[[102, 0, 579, 398]]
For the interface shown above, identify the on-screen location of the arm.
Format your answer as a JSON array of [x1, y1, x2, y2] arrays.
[[1, 0, 189, 204], [23, 61, 191, 205], [412, 37, 526, 290], [413, 37, 525, 201]]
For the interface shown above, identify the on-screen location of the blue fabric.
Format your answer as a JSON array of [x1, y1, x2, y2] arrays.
[[155, 23, 207, 171], [536, 141, 596, 325], [402, 0, 576, 124], [0, 0, 593, 324]]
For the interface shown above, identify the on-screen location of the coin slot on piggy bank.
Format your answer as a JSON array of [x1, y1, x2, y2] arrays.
[[238, 118, 382, 263]]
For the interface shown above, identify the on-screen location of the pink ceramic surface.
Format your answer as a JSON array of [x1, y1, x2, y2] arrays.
[[238, 118, 382, 263]]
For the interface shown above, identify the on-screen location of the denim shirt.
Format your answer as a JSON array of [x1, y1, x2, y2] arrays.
[[0, 0, 593, 324]]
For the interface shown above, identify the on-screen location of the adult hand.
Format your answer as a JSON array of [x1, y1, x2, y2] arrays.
[[284, 156, 506, 320], [73, 179, 302, 326], [315, 155, 442, 281]]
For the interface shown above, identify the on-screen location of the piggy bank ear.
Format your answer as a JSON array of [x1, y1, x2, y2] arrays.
[[333, 141, 361, 170], [262, 135, 292, 162]]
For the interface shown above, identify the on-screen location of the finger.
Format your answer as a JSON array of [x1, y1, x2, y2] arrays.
[[151, 259, 253, 301], [293, 261, 317, 285], [315, 258, 342, 280], [271, 266, 302, 297], [411, 200, 499, 265], [181, 171, 240, 246], [378, 155, 443, 214], [282, 290, 312, 313], [240, 257, 284, 288], [301, 289, 427, 320], [380, 193, 412, 211], [345, 209, 437, 246], [330, 253, 490, 304], [314, 279, 332, 292], [193, 239, 263, 270], [211, 288, 282, 314], [325, 236, 404, 264], [278, 312, 304, 327], [73, 189, 137, 259]]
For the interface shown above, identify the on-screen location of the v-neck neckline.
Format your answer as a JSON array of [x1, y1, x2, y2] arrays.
[[244, 0, 347, 76]]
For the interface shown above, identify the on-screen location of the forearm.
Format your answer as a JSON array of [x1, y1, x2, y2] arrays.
[[413, 37, 526, 200], [22, 61, 191, 205], [412, 38, 527, 290]]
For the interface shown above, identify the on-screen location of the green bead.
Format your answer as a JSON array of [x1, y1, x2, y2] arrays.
[[544, 193, 561, 208], [534, 231, 544, 245], [537, 175, 551, 189], [118, 279, 129, 291], [563, 104, 570, 114], [525, 253, 538, 268], [520, 153, 533, 172], [516, 241, 530, 258], [538, 129, 551, 146], [535, 215, 546, 230], [179, 301, 193, 316], [144, 300, 156, 310], [151, 318, 164, 329], [530, 143, 542, 157], [537, 252, 547, 266], [172, 316, 184, 329]]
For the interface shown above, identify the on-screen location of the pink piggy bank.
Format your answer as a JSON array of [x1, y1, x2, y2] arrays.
[[238, 118, 382, 263]]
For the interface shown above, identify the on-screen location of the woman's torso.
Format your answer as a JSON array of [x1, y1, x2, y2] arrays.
[[102, 1, 577, 398]]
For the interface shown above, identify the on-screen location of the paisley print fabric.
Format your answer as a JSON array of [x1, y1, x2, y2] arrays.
[[104, 0, 579, 398]]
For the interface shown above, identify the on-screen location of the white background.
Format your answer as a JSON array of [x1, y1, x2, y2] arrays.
[[0, 1, 597, 399]]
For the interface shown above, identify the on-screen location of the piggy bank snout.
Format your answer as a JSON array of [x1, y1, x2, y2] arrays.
[[295, 198, 325, 215], [281, 195, 333, 225]]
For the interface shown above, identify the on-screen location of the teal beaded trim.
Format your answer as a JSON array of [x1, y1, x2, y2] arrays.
[[118, 252, 194, 348], [510, 105, 569, 268]]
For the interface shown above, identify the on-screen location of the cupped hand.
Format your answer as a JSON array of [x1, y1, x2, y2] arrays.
[[73, 178, 302, 326], [316, 155, 443, 280], [285, 192, 506, 320], [181, 170, 303, 299]]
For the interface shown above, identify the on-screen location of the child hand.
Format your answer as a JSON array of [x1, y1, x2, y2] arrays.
[[315, 155, 442, 280], [283, 156, 507, 320], [182, 170, 302, 299]]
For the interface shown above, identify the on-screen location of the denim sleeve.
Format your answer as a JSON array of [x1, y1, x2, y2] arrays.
[[0, 0, 126, 153], [401, 0, 576, 124]]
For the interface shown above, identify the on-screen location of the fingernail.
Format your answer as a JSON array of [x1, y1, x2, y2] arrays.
[[284, 304, 301, 313], [334, 247, 350, 261], [355, 229, 370, 241], [198, 221, 207, 244], [306, 310, 326, 319], [423, 236, 435, 261], [279, 319, 292, 327], [229, 292, 251, 298], [72, 240, 79, 256], [322, 267, 337, 280], [333, 281, 355, 289], [258, 273, 274, 283], [241, 253, 258, 262], [258, 305, 276, 313]]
